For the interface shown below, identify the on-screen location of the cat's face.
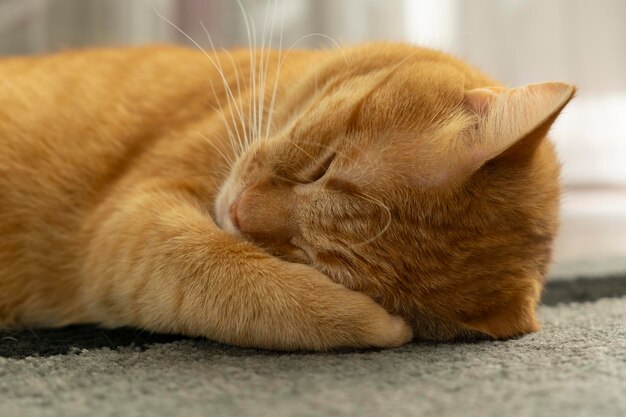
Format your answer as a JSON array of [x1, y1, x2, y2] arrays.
[[215, 46, 574, 341]]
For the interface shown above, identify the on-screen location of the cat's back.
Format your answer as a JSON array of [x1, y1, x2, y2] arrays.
[[0, 46, 206, 195], [0, 46, 211, 228]]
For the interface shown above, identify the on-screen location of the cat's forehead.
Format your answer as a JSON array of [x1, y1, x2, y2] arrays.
[[364, 62, 466, 118], [266, 55, 472, 186], [292, 59, 467, 143]]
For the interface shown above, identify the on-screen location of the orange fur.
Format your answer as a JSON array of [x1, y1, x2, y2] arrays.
[[0, 43, 573, 349]]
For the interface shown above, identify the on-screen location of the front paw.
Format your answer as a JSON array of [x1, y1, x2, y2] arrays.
[[269, 263, 413, 351]]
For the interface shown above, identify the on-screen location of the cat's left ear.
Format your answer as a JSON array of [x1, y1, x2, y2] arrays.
[[419, 82, 575, 186], [461, 81, 575, 171]]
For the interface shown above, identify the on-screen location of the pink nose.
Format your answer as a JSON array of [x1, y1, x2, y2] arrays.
[[229, 199, 240, 230]]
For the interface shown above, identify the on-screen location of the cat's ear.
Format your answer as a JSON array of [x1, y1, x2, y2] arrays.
[[464, 82, 576, 170], [463, 81, 575, 165], [417, 82, 575, 186]]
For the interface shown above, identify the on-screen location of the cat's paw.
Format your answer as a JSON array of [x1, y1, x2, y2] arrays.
[[311, 283, 413, 350], [271, 263, 413, 351]]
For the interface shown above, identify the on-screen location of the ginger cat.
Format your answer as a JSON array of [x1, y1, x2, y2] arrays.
[[0, 43, 574, 350]]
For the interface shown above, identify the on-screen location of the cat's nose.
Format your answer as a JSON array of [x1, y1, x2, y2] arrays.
[[229, 199, 240, 230], [235, 180, 298, 242]]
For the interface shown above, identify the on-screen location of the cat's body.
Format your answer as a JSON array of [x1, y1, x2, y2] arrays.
[[0, 43, 574, 350]]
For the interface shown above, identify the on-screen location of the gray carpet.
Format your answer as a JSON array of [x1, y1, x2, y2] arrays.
[[1, 260, 625, 417]]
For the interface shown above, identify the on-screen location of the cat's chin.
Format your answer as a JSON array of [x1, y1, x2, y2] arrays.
[[213, 194, 236, 234], [214, 177, 241, 235], [214, 202, 241, 237], [218, 215, 240, 236]]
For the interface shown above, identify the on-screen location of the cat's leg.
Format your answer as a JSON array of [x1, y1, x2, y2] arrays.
[[79, 181, 412, 351]]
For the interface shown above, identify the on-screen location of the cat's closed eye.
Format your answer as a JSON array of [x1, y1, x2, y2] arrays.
[[303, 151, 335, 183]]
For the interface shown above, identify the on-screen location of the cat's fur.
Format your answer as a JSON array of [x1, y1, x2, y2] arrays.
[[0, 43, 574, 350]]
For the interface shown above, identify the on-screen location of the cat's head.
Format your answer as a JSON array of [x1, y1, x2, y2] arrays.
[[215, 45, 575, 341]]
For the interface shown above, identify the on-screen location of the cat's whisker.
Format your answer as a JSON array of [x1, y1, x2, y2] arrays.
[[348, 192, 393, 247], [266, 32, 351, 139], [199, 21, 249, 156], [207, 101, 239, 158], [279, 33, 349, 68], [220, 48, 247, 152], [236, 0, 258, 147], [261, 0, 279, 140], [256, 0, 273, 145], [265, 0, 286, 140], [250, 12, 259, 146], [260, 0, 281, 142], [199, 132, 234, 169], [214, 107, 245, 159], [206, 77, 243, 158], [348, 142, 383, 185], [221, 48, 243, 99], [153, 6, 248, 158], [289, 139, 373, 180], [387, 50, 422, 75], [286, 138, 324, 168], [274, 137, 392, 247]]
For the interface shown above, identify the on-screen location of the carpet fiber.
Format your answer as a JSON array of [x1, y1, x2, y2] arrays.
[[1, 264, 625, 417]]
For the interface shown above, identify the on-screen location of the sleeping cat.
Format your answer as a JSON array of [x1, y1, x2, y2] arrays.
[[0, 43, 574, 350]]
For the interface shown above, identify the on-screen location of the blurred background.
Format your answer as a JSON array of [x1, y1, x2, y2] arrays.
[[1, 0, 625, 273]]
